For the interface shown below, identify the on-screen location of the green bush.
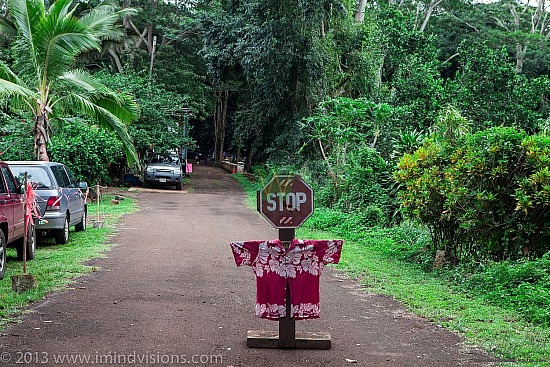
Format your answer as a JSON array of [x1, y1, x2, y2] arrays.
[[49, 119, 125, 185], [0, 112, 35, 161], [337, 145, 392, 218], [305, 206, 386, 241], [395, 137, 459, 256], [396, 126, 550, 262]]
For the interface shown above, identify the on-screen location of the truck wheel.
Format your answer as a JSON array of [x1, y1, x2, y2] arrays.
[[16, 221, 36, 260], [176, 182, 182, 190], [55, 217, 70, 245], [0, 231, 6, 280]]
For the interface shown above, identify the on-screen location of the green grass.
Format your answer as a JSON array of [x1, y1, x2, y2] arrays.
[[334, 236, 549, 365], [0, 193, 137, 328], [231, 173, 550, 366]]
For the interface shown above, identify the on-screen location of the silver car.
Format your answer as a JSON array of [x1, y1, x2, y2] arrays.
[[7, 161, 88, 245], [143, 152, 183, 190]]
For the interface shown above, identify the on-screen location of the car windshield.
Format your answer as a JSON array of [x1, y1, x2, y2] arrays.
[[9, 165, 53, 189], [150, 154, 180, 165]]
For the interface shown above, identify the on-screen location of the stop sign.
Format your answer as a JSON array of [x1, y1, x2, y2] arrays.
[[257, 175, 314, 229]]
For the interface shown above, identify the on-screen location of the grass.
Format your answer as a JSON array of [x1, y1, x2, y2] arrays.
[[0, 193, 137, 329], [231, 173, 550, 366]]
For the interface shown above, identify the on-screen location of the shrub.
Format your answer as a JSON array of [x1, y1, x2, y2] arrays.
[[337, 145, 392, 219], [49, 118, 124, 185], [396, 126, 550, 262], [395, 138, 461, 257]]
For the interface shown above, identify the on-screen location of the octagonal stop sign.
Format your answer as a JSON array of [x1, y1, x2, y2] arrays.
[[257, 175, 314, 229]]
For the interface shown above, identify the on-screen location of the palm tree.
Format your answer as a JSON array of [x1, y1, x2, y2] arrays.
[[0, 0, 140, 165]]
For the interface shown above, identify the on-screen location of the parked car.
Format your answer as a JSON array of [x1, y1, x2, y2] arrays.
[[7, 161, 87, 245], [143, 152, 183, 190], [0, 161, 37, 280]]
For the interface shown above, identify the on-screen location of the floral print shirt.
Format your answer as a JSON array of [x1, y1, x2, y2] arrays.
[[230, 239, 343, 320]]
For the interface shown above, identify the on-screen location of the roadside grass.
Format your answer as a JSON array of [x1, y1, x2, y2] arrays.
[[231, 173, 550, 366], [0, 194, 137, 330]]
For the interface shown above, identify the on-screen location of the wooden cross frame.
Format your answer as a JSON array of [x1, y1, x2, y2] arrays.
[[246, 228, 331, 350]]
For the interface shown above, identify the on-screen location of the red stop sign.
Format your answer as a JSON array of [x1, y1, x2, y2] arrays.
[[257, 175, 314, 229]]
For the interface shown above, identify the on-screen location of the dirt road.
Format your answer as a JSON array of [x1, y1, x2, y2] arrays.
[[0, 165, 496, 366]]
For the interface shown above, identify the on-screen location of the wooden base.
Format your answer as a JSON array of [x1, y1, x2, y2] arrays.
[[247, 330, 331, 349], [11, 274, 38, 292]]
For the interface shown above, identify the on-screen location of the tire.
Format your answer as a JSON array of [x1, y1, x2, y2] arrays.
[[55, 217, 70, 245], [0, 231, 6, 280], [143, 180, 150, 188], [75, 209, 87, 232], [176, 182, 182, 190], [16, 220, 36, 261]]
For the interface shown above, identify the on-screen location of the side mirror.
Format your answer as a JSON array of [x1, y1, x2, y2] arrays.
[[15, 184, 24, 195], [78, 182, 88, 191]]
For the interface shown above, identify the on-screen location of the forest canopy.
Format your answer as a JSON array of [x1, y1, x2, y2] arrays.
[[0, 0, 548, 262]]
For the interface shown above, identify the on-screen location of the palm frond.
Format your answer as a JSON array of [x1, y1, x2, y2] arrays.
[[37, 20, 101, 81], [79, 9, 119, 40], [63, 94, 139, 167], [0, 17, 17, 38], [9, 0, 45, 71], [91, 1, 140, 19], [56, 69, 110, 93], [46, 0, 77, 20], [0, 61, 36, 104], [79, 2, 139, 43], [55, 70, 140, 124], [88, 91, 140, 125]]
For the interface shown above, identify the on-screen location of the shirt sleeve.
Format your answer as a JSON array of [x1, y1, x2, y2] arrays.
[[322, 240, 343, 265], [295, 239, 343, 265], [230, 240, 263, 267]]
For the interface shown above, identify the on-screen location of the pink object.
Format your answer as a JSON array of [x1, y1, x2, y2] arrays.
[[186, 163, 193, 173], [230, 239, 343, 320]]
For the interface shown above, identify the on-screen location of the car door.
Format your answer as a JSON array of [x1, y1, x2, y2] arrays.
[[0, 166, 24, 240], [60, 165, 84, 225], [0, 169, 11, 235]]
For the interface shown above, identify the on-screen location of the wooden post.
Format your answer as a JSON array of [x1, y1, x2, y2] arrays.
[[278, 228, 296, 348], [12, 173, 38, 292], [22, 173, 27, 274], [93, 184, 103, 228]]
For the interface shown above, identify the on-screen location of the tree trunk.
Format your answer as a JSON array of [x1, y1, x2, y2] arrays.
[[34, 114, 50, 162], [149, 35, 157, 78], [214, 90, 229, 163], [355, 0, 367, 23], [515, 44, 527, 73], [108, 50, 123, 73], [419, 0, 444, 32], [317, 138, 338, 191]]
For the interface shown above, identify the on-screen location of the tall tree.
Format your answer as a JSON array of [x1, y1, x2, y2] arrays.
[[0, 0, 140, 164], [492, 0, 550, 73], [201, 0, 349, 163]]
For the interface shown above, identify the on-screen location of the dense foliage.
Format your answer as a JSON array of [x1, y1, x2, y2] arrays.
[[396, 124, 550, 262], [0, 0, 141, 165], [49, 119, 125, 185]]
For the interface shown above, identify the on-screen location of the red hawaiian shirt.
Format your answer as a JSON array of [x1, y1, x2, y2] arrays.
[[230, 239, 343, 320]]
